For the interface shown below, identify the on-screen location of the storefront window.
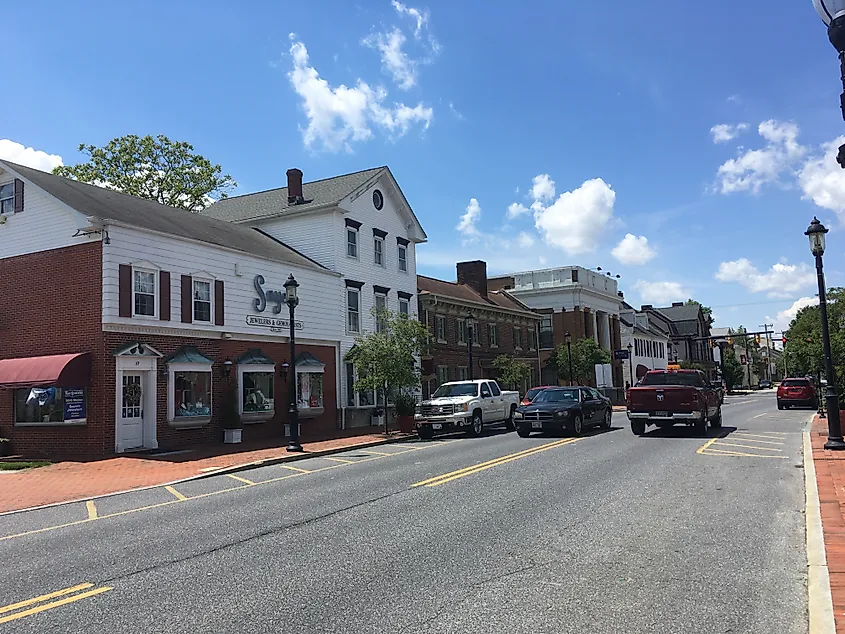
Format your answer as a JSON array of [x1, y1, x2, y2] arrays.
[[243, 372, 274, 413], [174, 372, 211, 418], [14, 387, 87, 425], [297, 372, 324, 409]]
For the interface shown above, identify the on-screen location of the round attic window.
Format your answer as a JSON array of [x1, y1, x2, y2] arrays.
[[373, 189, 384, 210]]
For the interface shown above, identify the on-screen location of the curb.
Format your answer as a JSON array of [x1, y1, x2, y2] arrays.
[[804, 430, 836, 634], [0, 433, 419, 518]]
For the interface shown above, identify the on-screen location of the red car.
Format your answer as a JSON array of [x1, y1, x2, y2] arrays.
[[521, 386, 555, 406], [777, 378, 818, 410]]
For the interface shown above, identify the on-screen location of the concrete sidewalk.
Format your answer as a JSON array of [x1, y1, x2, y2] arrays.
[[0, 431, 415, 514]]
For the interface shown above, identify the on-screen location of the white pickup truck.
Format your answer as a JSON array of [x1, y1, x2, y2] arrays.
[[414, 379, 521, 439]]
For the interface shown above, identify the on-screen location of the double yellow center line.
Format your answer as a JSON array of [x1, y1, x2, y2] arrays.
[[0, 582, 112, 624], [412, 437, 581, 488]]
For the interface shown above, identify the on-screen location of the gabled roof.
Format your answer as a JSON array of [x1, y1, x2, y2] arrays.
[[654, 304, 702, 322], [202, 167, 385, 222], [417, 275, 539, 318], [0, 161, 331, 272]]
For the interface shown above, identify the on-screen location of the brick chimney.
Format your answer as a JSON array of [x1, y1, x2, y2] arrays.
[[641, 304, 653, 311], [286, 168, 303, 204], [457, 260, 488, 298], [672, 301, 684, 307]]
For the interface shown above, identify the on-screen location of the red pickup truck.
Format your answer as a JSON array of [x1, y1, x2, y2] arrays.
[[626, 369, 722, 436]]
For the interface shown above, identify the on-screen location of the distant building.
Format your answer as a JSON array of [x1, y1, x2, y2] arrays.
[[640, 303, 716, 378], [619, 304, 670, 387]]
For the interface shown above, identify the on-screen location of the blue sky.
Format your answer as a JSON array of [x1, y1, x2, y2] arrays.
[[4, 0, 845, 334]]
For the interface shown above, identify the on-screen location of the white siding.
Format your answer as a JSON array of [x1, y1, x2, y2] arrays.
[[0, 169, 97, 259], [255, 210, 336, 271], [102, 225, 344, 344]]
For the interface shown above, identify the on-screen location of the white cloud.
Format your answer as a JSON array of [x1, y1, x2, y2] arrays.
[[287, 37, 432, 152], [392, 0, 428, 38], [456, 198, 482, 238], [799, 135, 845, 214], [533, 178, 616, 255], [518, 232, 535, 248], [506, 202, 529, 219], [611, 233, 656, 266], [715, 120, 805, 194], [770, 296, 819, 333], [530, 174, 556, 204], [711, 123, 748, 143], [715, 258, 815, 298], [633, 280, 688, 305], [0, 140, 63, 172], [363, 28, 417, 90]]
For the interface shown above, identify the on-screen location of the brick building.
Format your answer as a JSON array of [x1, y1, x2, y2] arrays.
[[0, 161, 347, 458], [417, 261, 541, 398]]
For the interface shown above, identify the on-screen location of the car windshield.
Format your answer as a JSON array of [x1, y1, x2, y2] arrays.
[[782, 379, 810, 387], [534, 389, 579, 403], [432, 383, 478, 398], [641, 372, 704, 387], [525, 388, 545, 401]]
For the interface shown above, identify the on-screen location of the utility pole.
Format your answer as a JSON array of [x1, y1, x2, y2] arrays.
[[744, 335, 752, 388], [759, 323, 774, 381]]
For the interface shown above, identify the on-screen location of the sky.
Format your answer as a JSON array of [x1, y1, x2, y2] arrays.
[[3, 0, 845, 336]]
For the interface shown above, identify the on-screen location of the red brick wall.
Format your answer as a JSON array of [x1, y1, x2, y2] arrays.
[[0, 243, 106, 458]]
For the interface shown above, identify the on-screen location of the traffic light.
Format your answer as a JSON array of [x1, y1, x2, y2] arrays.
[[782, 336, 787, 346], [755, 334, 761, 345]]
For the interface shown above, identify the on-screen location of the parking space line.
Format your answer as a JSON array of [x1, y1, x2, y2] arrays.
[[164, 485, 188, 501], [85, 500, 98, 520], [356, 449, 394, 456], [731, 435, 786, 445], [279, 464, 312, 473], [323, 457, 356, 464], [733, 432, 788, 440], [0, 585, 112, 624], [226, 474, 256, 485], [704, 447, 788, 458], [716, 442, 783, 452]]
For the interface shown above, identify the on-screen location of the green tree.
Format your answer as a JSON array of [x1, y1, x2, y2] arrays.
[[686, 299, 715, 327], [492, 355, 532, 392], [548, 338, 611, 385], [53, 134, 236, 212], [721, 346, 745, 390], [783, 289, 845, 394], [344, 311, 431, 433]]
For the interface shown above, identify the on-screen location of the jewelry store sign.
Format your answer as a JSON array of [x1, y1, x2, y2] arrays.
[[246, 315, 304, 333]]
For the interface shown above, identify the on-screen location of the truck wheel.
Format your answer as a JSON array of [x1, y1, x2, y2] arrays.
[[570, 415, 583, 437], [695, 410, 708, 436], [505, 406, 516, 431], [631, 420, 646, 436], [418, 426, 434, 440], [516, 426, 531, 438], [710, 407, 722, 429], [467, 411, 484, 437]]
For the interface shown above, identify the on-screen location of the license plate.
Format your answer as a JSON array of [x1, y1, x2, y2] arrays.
[[432, 423, 442, 430], [655, 411, 670, 418], [531, 421, 543, 429]]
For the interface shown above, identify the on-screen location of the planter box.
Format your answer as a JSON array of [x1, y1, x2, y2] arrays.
[[223, 428, 243, 444]]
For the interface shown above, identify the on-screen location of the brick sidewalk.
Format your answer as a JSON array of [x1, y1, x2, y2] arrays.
[[810, 413, 845, 632], [0, 429, 413, 514]]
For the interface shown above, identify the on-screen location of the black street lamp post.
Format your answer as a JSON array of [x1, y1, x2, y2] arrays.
[[627, 342, 634, 388], [813, 0, 845, 168], [284, 274, 303, 453], [565, 331, 574, 386], [466, 311, 475, 380], [806, 218, 845, 450]]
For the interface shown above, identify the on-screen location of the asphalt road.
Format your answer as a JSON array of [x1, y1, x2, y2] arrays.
[[0, 391, 812, 633]]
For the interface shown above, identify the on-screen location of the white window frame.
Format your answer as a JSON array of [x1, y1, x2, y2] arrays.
[[347, 227, 359, 259], [132, 267, 158, 319], [435, 315, 447, 343], [374, 293, 388, 333], [238, 364, 276, 422], [399, 297, 410, 317], [457, 318, 467, 346], [489, 323, 498, 348], [296, 363, 325, 416], [347, 287, 361, 334], [374, 236, 385, 267], [0, 182, 14, 215], [168, 361, 213, 428], [456, 367, 468, 380], [192, 278, 213, 324], [398, 244, 407, 273]]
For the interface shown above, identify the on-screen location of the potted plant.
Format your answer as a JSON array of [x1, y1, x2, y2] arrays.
[[0, 438, 11, 457], [394, 393, 417, 434], [221, 380, 243, 444]]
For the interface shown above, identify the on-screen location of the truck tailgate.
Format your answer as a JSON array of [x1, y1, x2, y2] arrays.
[[628, 386, 698, 413]]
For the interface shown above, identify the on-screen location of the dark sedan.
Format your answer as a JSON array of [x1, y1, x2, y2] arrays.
[[514, 387, 612, 438]]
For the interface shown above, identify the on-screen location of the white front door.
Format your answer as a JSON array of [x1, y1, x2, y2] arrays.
[[120, 372, 145, 450]]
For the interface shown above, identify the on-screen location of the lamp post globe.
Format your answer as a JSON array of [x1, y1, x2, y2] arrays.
[[284, 274, 303, 452], [806, 217, 828, 256]]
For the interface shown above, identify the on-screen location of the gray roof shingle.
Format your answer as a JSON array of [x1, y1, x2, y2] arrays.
[[2, 161, 329, 272], [654, 304, 702, 322], [200, 167, 386, 223]]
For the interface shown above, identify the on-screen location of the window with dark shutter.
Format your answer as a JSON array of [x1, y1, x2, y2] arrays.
[[118, 264, 132, 317], [214, 280, 224, 326], [181, 275, 193, 323], [159, 271, 171, 321], [13, 179, 24, 213]]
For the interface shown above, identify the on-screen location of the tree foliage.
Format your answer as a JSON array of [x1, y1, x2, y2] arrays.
[[53, 134, 236, 212], [492, 355, 532, 392], [548, 338, 611, 385], [783, 289, 845, 392], [721, 346, 745, 391], [686, 299, 714, 327]]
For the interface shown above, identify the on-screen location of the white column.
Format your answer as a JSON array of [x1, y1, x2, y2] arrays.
[[592, 311, 599, 345], [600, 313, 611, 350]]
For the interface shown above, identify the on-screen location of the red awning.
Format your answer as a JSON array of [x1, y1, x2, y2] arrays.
[[0, 353, 92, 389]]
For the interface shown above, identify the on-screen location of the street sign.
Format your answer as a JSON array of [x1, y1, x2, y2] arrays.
[[613, 349, 630, 360]]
